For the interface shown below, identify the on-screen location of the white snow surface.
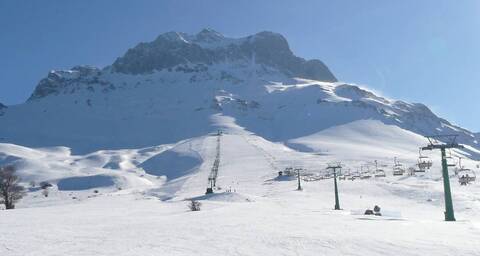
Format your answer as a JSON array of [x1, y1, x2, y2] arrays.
[[1, 119, 480, 255]]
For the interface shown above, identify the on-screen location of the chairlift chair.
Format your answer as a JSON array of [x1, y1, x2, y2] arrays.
[[360, 172, 372, 179], [374, 169, 386, 178], [454, 157, 466, 175], [415, 168, 426, 173], [339, 169, 350, 180], [351, 171, 361, 180], [283, 167, 294, 176], [392, 157, 405, 176], [445, 156, 457, 167], [445, 150, 458, 167], [373, 160, 386, 178], [393, 164, 405, 176], [417, 157, 433, 170], [458, 169, 476, 185], [393, 168, 405, 176], [417, 148, 433, 170], [414, 164, 426, 173], [323, 172, 332, 179]]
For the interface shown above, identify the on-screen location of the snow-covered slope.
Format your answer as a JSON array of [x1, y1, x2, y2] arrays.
[[2, 126, 480, 256], [288, 120, 427, 160]]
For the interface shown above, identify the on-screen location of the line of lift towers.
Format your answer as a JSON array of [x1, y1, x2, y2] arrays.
[[292, 135, 473, 222], [206, 132, 472, 222], [206, 131, 221, 195]]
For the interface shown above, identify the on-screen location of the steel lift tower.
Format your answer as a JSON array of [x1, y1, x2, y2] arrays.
[[327, 163, 342, 210], [422, 135, 464, 221], [295, 168, 303, 191]]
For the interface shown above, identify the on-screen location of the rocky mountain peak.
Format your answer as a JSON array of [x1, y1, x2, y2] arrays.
[[194, 28, 225, 43], [111, 29, 337, 82], [28, 29, 338, 101], [155, 31, 190, 43], [28, 66, 106, 101]]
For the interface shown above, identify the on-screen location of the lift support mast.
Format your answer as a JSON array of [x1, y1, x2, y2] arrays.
[[422, 135, 464, 221], [327, 163, 342, 210]]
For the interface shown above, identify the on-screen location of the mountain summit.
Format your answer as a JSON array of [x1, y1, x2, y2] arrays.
[[111, 29, 337, 81], [29, 29, 336, 101]]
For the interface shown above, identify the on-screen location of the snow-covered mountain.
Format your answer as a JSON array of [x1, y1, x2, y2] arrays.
[[3, 29, 480, 255], [1, 29, 479, 157]]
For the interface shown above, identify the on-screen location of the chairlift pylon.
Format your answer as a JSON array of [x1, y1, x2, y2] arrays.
[[422, 134, 464, 222]]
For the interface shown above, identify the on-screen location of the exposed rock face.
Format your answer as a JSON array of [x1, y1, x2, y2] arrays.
[[28, 66, 112, 101], [112, 29, 337, 82], [242, 31, 336, 82]]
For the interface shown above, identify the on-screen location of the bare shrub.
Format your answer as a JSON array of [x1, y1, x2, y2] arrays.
[[188, 200, 201, 211], [0, 165, 26, 209]]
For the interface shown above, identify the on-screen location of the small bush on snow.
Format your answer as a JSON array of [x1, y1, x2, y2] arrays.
[[188, 200, 201, 211]]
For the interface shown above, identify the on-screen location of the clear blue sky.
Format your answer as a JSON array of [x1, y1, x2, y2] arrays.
[[1, 0, 479, 131]]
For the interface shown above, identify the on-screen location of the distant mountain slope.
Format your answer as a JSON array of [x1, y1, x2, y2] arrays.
[[1, 29, 479, 158]]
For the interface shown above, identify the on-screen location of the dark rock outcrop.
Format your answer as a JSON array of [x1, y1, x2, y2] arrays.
[[112, 29, 337, 82], [28, 66, 110, 101]]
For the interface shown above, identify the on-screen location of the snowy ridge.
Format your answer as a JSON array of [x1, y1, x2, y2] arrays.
[[2, 61, 480, 156]]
